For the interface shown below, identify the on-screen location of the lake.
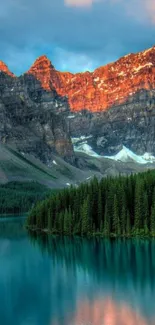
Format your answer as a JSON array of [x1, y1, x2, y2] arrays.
[[0, 217, 155, 325]]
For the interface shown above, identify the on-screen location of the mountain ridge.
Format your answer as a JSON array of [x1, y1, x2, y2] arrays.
[[1, 45, 155, 112]]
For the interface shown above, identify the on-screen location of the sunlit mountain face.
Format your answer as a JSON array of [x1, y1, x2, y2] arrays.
[[27, 46, 155, 112], [1, 46, 155, 112]]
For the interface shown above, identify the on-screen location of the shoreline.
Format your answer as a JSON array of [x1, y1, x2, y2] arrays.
[[26, 226, 155, 239], [0, 213, 28, 218]]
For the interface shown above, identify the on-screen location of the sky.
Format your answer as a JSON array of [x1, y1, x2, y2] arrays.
[[0, 0, 155, 75]]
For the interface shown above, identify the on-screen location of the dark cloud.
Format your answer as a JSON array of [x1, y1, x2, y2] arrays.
[[0, 0, 155, 75]]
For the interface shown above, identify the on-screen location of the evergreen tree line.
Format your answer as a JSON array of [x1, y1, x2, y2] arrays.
[[27, 170, 155, 237], [0, 181, 53, 215]]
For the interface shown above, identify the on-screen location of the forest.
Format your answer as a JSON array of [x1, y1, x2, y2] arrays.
[[0, 181, 53, 215], [27, 170, 155, 237]]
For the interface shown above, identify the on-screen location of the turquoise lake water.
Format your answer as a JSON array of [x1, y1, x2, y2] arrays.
[[0, 217, 155, 325]]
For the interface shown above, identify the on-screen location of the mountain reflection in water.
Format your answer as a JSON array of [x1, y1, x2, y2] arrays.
[[1, 220, 155, 325], [31, 235, 155, 325], [52, 298, 155, 325]]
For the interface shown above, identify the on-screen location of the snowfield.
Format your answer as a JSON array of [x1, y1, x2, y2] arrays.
[[105, 146, 155, 164], [74, 143, 100, 157], [72, 136, 155, 164]]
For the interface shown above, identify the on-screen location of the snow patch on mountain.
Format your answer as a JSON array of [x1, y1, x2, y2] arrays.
[[142, 153, 155, 163], [67, 115, 75, 119], [72, 135, 93, 144], [105, 146, 155, 164], [72, 136, 155, 164], [133, 62, 153, 73], [74, 143, 100, 157], [53, 160, 57, 165], [72, 135, 99, 157]]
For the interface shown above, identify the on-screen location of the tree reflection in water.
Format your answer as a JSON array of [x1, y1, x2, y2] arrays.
[[29, 233, 155, 325]]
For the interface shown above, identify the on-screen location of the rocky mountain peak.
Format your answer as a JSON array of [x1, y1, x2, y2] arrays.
[[29, 55, 55, 70], [25, 45, 155, 112], [0, 61, 14, 77], [27, 55, 57, 91]]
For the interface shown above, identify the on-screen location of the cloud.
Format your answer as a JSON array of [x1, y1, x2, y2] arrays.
[[54, 47, 98, 72], [64, 0, 155, 25], [64, 0, 121, 8], [64, 0, 94, 7], [144, 0, 155, 23]]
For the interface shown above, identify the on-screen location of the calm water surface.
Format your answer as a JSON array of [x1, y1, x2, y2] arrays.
[[0, 217, 155, 325]]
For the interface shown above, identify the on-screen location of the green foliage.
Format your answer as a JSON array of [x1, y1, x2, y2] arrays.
[[27, 170, 155, 237], [0, 181, 54, 216], [81, 197, 91, 236]]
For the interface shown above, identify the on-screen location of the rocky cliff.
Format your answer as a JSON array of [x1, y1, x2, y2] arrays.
[[0, 68, 74, 165]]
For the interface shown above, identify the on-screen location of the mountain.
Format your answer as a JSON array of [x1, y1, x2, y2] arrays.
[[1, 45, 155, 181], [26, 47, 155, 157], [0, 61, 14, 77], [0, 142, 102, 187], [3, 140, 151, 186], [27, 46, 155, 112]]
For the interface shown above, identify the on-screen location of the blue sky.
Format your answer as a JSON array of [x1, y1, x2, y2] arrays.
[[0, 0, 155, 75]]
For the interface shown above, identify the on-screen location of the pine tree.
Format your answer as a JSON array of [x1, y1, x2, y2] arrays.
[[63, 209, 69, 235], [58, 212, 64, 233], [126, 210, 131, 236], [74, 192, 80, 224], [100, 220, 104, 234], [81, 198, 90, 236], [113, 194, 120, 236], [63, 206, 73, 235], [91, 177, 99, 228], [48, 207, 53, 232], [36, 203, 43, 229], [97, 189, 103, 230], [134, 179, 144, 234], [121, 204, 126, 236], [151, 203, 155, 236], [68, 206, 73, 235], [103, 202, 110, 236], [143, 191, 149, 235]]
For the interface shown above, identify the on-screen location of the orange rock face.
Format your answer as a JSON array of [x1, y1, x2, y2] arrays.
[[1, 46, 155, 112], [27, 46, 155, 112], [0, 61, 14, 77]]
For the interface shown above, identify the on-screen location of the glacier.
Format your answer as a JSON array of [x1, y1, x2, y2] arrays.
[[74, 142, 100, 157], [72, 136, 155, 164], [105, 146, 155, 164]]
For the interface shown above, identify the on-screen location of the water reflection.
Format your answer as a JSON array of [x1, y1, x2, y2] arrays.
[[1, 220, 155, 325], [32, 235, 155, 325], [52, 298, 155, 325]]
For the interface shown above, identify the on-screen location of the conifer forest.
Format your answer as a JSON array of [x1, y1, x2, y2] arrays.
[[27, 170, 155, 237]]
